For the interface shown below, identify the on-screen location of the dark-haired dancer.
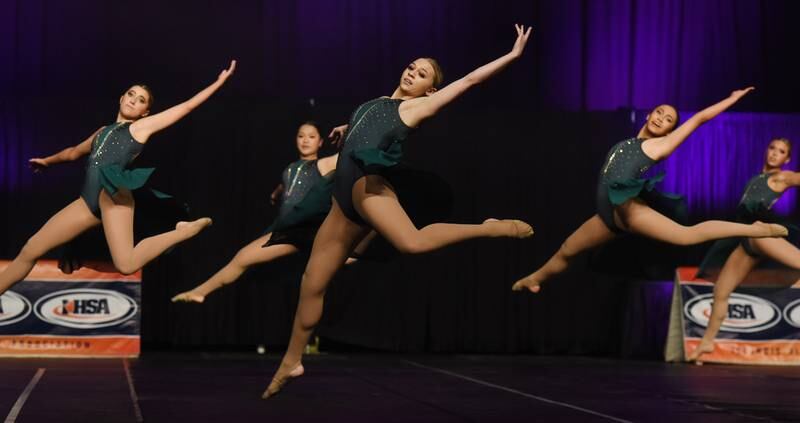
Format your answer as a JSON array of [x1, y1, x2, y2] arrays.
[[688, 137, 800, 363], [172, 122, 349, 303], [0, 61, 237, 295], [513, 88, 787, 294]]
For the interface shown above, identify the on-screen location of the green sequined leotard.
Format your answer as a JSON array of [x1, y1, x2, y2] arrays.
[[333, 97, 413, 225], [596, 137, 676, 232], [276, 159, 323, 219], [265, 159, 335, 248], [80, 122, 153, 217], [699, 172, 786, 274]]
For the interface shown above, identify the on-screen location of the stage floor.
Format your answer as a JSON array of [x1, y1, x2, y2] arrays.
[[1, 353, 798, 422]]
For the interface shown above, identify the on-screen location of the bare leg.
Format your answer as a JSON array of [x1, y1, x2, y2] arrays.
[[0, 199, 100, 295], [620, 200, 786, 245], [353, 175, 532, 255], [264, 201, 369, 399], [266, 175, 532, 398], [687, 246, 759, 363], [99, 190, 212, 275], [746, 237, 800, 268], [171, 233, 299, 303], [690, 238, 800, 363], [512, 215, 616, 293], [512, 199, 783, 295]]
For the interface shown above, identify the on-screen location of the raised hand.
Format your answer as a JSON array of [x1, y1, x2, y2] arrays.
[[398, 24, 534, 127], [510, 24, 533, 59], [28, 158, 48, 173], [730, 86, 755, 101], [328, 124, 348, 148], [217, 60, 237, 84]]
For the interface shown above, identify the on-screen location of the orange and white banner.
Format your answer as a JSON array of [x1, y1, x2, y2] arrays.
[[666, 267, 800, 365], [0, 260, 140, 357]]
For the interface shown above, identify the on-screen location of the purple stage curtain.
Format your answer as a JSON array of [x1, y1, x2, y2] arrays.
[[537, 0, 797, 112], [645, 111, 800, 216], [3, 0, 799, 246], [2, 0, 798, 193]]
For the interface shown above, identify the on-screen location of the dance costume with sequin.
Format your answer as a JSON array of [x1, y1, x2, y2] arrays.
[[61, 122, 184, 272], [698, 172, 793, 275], [80, 122, 156, 217], [275, 160, 323, 222], [334, 97, 413, 225], [265, 159, 335, 248], [596, 137, 683, 232]]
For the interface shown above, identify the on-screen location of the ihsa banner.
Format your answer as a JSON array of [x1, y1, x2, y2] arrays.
[[667, 267, 800, 365], [0, 260, 140, 357]]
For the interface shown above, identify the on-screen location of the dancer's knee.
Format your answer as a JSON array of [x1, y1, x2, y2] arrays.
[[641, 223, 696, 246], [299, 272, 328, 297], [393, 234, 427, 255], [672, 225, 704, 246], [558, 239, 582, 261], [112, 258, 139, 275], [230, 250, 251, 268]]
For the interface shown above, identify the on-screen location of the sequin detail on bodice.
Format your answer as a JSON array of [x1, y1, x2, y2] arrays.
[[80, 122, 145, 215], [339, 97, 412, 157], [599, 137, 655, 184], [738, 172, 782, 215], [277, 159, 322, 218]]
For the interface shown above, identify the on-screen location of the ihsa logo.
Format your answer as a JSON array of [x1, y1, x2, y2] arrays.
[[33, 289, 137, 329], [684, 293, 781, 333]]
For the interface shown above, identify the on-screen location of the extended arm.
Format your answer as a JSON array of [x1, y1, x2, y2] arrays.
[[28, 126, 104, 172], [130, 60, 236, 142], [400, 25, 532, 127], [646, 87, 754, 160]]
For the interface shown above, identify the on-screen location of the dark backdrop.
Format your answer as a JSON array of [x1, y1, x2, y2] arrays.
[[2, 0, 799, 355]]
